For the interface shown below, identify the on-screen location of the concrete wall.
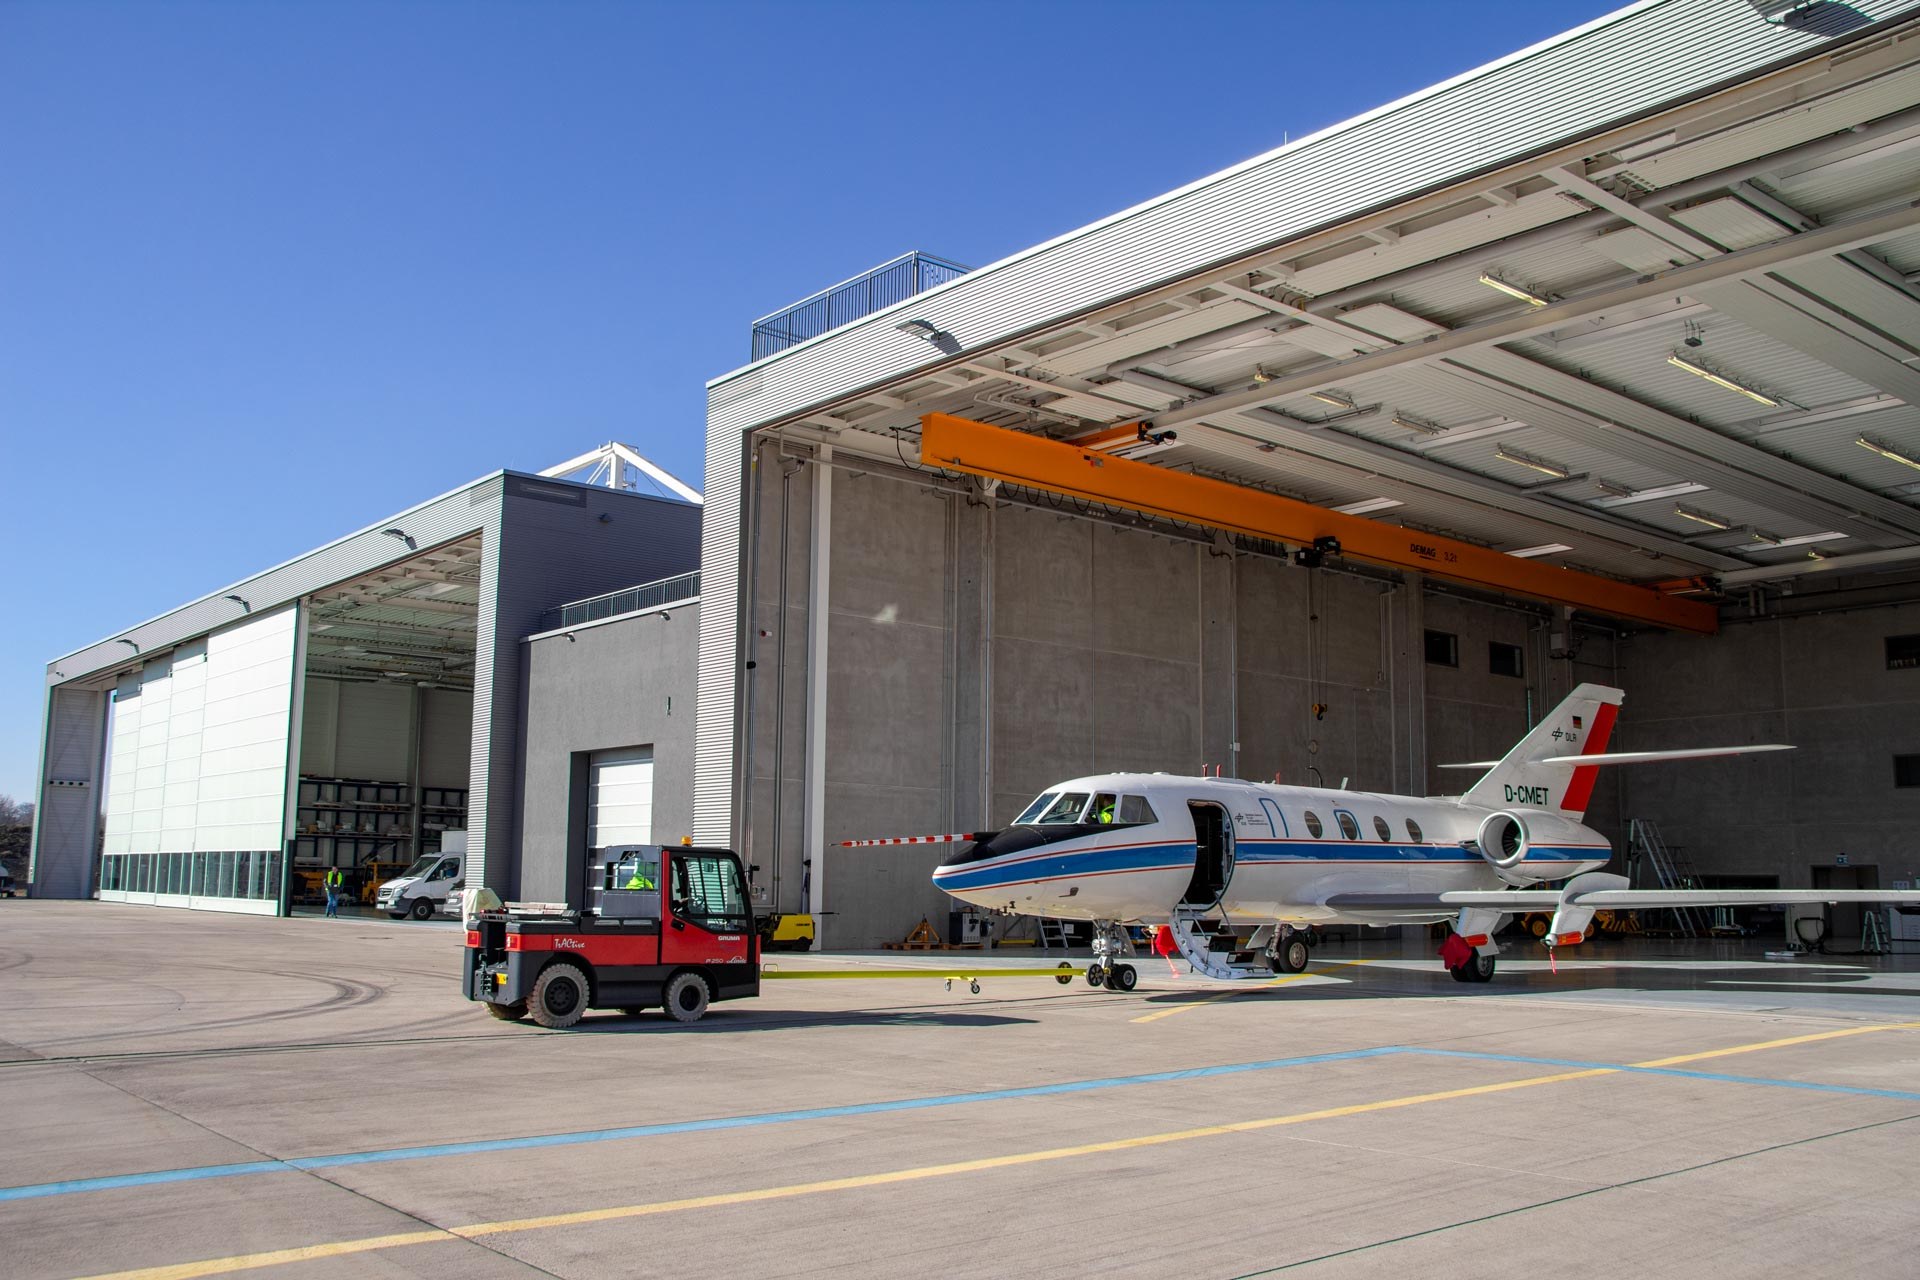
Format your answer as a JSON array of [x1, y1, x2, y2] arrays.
[[1618, 599, 1920, 893], [518, 605, 698, 903]]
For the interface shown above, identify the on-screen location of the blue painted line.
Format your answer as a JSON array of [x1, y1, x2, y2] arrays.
[[1413, 1049, 1920, 1101], [10, 1039, 1915, 1205], [0, 1047, 1396, 1203]]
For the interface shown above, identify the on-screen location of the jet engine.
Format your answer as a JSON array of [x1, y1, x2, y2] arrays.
[[1474, 811, 1532, 881]]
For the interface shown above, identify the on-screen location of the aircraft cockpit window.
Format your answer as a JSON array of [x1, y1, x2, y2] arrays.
[[1118, 795, 1156, 824], [1090, 793, 1118, 823], [1406, 818, 1424, 843], [1037, 792, 1092, 824], [1371, 815, 1391, 842], [1336, 812, 1361, 841], [1014, 793, 1057, 824], [1303, 811, 1324, 839]]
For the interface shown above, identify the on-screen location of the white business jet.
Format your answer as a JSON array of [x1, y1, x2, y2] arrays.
[[886, 684, 1919, 991]]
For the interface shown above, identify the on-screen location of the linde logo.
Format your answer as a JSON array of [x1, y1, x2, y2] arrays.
[[1503, 784, 1550, 806], [555, 937, 587, 950]]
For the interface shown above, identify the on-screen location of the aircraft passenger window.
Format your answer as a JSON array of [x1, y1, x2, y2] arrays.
[[1090, 793, 1118, 823], [1303, 811, 1324, 839], [1336, 812, 1360, 841], [1014, 793, 1057, 824], [1406, 818, 1424, 843], [1118, 795, 1157, 824], [1371, 815, 1391, 842], [1037, 792, 1091, 824]]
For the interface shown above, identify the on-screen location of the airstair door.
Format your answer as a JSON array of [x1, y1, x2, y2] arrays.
[[1181, 801, 1234, 908]]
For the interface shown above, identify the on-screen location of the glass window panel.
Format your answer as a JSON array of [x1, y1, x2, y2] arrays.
[[1336, 812, 1361, 841], [1372, 815, 1392, 842], [1117, 795, 1157, 825], [1303, 811, 1324, 839]]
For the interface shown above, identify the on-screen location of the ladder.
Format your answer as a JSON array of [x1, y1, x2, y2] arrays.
[[1036, 918, 1071, 952], [1168, 905, 1269, 980], [1627, 817, 1704, 937]]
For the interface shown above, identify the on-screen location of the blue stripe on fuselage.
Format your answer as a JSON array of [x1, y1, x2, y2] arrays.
[[933, 838, 1603, 893]]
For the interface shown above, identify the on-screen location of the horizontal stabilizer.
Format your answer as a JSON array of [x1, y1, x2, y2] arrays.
[[1439, 744, 1792, 770]]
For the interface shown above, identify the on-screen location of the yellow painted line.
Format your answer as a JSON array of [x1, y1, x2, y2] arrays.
[[75, 1021, 1920, 1280], [1132, 975, 1307, 1023]]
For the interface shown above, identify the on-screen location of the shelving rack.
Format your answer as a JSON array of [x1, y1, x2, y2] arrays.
[[293, 776, 468, 877]]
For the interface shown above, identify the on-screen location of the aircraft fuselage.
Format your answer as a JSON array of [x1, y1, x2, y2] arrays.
[[933, 773, 1610, 925]]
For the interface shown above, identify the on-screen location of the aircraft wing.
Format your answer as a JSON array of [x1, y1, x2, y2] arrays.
[[1321, 887, 1920, 912]]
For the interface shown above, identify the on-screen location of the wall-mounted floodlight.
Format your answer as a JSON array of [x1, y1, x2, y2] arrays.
[[381, 527, 417, 549], [895, 318, 949, 343], [115, 638, 140, 653], [223, 594, 251, 613]]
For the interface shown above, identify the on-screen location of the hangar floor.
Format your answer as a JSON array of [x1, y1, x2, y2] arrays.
[[3, 903, 1916, 1279]]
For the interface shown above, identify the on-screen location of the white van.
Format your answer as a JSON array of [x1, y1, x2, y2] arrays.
[[376, 833, 466, 920]]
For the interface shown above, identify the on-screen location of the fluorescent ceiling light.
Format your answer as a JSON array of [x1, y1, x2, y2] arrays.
[[1747, 529, 1783, 547], [1856, 435, 1920, 472], [1391, 413, 1447, 436], [1478, 274, 1549, 307], [1495, 446, 1571, 480], [1667, 352, 1778, 406], [1332, 497, 1404, 516], [1308, 390, 1354, 409], [1593, 481, 1707, 508], [423, 581, 462, 596], [1506, 543, 1573, 558], [1674, 504, 1734, 531], [1767, 530, 1847, 548]]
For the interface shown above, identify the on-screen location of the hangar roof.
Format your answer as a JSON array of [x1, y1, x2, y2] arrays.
[[709, 0, 1920, 620]]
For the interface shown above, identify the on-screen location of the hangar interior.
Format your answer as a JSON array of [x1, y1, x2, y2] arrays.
[[293, 535, 481, 900], [704, 1, 1920, 948]]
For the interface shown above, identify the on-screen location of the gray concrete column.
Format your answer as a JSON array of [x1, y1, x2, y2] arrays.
[[951, 484, 995, 827], [802, 448, 833, 944]]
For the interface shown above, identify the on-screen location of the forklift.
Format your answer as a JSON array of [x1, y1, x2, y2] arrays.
[[464, 843, 760, 1028]]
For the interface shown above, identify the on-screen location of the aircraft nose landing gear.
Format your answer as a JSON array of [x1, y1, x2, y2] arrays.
[[1089, 921, 1139, 991]]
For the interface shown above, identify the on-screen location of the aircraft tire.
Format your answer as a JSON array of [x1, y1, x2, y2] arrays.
[[1112, 963, 1138, 992], [1463, 954, 1496, 984], [1270, 935, 1311, 974], [1085, 964, 1106, 988]]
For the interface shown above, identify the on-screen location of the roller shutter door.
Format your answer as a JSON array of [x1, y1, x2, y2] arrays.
[[588, 747, 653, 849]]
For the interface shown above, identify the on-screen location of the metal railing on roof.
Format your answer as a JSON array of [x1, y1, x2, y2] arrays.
[[538, 571, 699, 634], [751, 251, 969, 361]]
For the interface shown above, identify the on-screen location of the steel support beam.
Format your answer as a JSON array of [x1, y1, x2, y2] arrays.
[[919, 413, 1716, 634]]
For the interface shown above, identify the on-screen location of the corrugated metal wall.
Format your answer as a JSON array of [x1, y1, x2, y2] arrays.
[[695, 0, 1918, 850]]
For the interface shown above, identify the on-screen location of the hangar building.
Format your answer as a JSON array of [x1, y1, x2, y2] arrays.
[[32, 453, 701, 912], [697, 0, 1920, 947]]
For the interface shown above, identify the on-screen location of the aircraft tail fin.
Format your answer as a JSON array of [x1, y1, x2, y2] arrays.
[[1458, 684, 1622, 820]]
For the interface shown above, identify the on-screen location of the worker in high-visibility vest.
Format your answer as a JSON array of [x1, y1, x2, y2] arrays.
[[324, 867, 345, 918]]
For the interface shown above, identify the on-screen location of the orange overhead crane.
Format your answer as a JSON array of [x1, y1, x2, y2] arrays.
[[917, 412, 1716, 635]]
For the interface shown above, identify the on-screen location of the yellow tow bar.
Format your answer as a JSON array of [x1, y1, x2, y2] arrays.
[[760, 961, 1081, 993]]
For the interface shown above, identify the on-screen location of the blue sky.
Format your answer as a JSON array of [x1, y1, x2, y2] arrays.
[[0, 0, 1624, 802]]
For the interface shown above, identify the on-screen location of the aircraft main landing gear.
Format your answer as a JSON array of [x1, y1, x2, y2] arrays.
[[1449, 953, 1496, 983], [1268, 926, 1311, 974]]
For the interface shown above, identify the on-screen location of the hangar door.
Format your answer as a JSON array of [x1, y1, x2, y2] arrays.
[[97, 606, 300, 913], [589, 747, 654, 849]]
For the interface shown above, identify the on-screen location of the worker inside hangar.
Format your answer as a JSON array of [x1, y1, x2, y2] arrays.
[[696, 0, 1920, 950]]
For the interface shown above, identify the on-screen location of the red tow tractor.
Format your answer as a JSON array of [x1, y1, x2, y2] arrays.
[[464, 844, 759, 1027]]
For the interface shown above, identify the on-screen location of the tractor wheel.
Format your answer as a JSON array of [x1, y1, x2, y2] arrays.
[[409, 898, 435, 921], [663, 971, 711, 1024], [528, 962, 589, 1029], [1112, 963, 1138, 992], [485, 1000, 528, 1022], [1527, 916, 1548, 938], [1271, 935, 1311, 974]]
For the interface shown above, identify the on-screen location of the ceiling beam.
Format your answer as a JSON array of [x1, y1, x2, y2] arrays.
[[920, 412, 1716, 633], [1146, 198, 1920, 431]]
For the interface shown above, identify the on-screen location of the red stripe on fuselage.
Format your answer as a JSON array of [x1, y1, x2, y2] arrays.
[[1559, 701, 1618, 814]]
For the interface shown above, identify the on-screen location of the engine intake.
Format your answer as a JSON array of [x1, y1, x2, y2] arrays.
[[1475, 811, 1531, 877]]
